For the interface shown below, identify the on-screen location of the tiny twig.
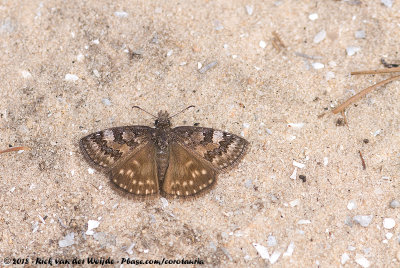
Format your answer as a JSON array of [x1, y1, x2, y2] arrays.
[[358, 150, 366, 170], [0, 146, 31, 154], [332, 74, 400, 114], [351, 67, 400, 75], [340, 110, 348, 125]]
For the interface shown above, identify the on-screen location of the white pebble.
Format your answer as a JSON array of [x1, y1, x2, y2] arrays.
[[341, 253, 350, 264], [160, 197, 169, 208], [259, 41, 266, 49], [283, 242, 295, 257], [347, 200, 357, 210], [293, 161, 305, 169], [290, 168, 297, 180], [21, 70, 32, 79], [355, 254, 370, 268], [91, 39, 99, 45], [88, 168, 95, 174], [197, 62, 202, 69], [253, 243, 269, 259], [93, 69, 100, 77], [381, 0, 393, 8], [353, 215, 373, 227], [267, 235, 277, 246], [287, 123, 305, 129], [245, 5, 253, 16], [309, 13, 318, 21], [289, 199, 300, 207], [312, 62, 324, 70], [114, 11, 128, 18], [77, 53, 84, 62], [86, 220, 100, 235], [65, 74, 79, 82], [59, 232, 75, 248], [297, 219, 311, 225], [269, 251, 281, 264], [323, 157, 329, 166], [355, 30, 366, 39], [326, 71, 335, 80], [102, 98, 111, 106], [313, 30, 326, 43], [383, 218, 395, 229], [386, 232, 393, 239], [390, 200, 400, 208], [346, 46, 361, 56]]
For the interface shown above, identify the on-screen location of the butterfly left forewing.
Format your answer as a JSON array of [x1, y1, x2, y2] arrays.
[[171, 126, 249, 171], [162, 142, 217, 197]]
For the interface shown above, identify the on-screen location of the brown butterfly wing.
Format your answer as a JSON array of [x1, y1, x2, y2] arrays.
[[80, 126, 159, 195], [109, 142, 159, 195], [162, 142, 217, 197], [171, 126, 249, 170]]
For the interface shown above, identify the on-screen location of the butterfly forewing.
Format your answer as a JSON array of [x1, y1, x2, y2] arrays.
[[110, 142, 159, 195], [172, 126, 249, 171], [79, 126, 153, 171], [162, 142, 216, 196]]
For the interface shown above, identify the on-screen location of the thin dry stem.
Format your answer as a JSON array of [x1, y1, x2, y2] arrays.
[[332, 74, 400, 114], [351, 67, 400, 75], [0, 146, 31, 154]]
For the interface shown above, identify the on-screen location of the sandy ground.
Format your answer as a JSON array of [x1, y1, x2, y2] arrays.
[[0, 0, 399, 267]]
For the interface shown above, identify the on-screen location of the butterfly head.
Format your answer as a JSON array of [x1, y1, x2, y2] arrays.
[[154, 110, 171, 129]]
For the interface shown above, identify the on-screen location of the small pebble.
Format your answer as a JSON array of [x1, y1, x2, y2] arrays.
[[355, 254, 370, 268], [309, 13, 318, 21], [386, 232, 393, 239], [389, 200, 400, 208], [59, 233, 75, 248], [323, 157, 329, 166], [381, 0, 393, 8], [160, 197, 168, 208], [21, 70, 32, 79], [88, 168, 95, 174], [355, 30, 366, 39], [312, 62, 324, 70], [353, 215, 373, 227], [289, 199, 300, 207], [93, 69, 100, 77], [199, 61, 217, 74], [297, 219, 311, 225], [283, 242, 295, 257], [245, 5, 253, 16], [293, 161, 305, 169], [326, 71, 335, 80], [346, 46, 361, 56], [253, 243, 269, 259], [313, 30, 326, 43], [341, 253, 350, 264], [86, 220, 100, 235], [77, 53, 84, 62], [259, 40, 266, 48], [91, 39, 99, 45], [269, 251, 281, 264], [347, 200, 357, 210], [267, 235, 277, 246], [114, 11, 128, 18], [65, 74, 79, 82], [290, 168, 297, 180], [383, 218, 395, 229]]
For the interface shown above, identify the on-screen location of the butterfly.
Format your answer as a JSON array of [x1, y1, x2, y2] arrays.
[[79, 106, 249, 198]]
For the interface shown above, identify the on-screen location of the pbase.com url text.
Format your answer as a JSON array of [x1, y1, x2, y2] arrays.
[[121, 258, 204, 265]]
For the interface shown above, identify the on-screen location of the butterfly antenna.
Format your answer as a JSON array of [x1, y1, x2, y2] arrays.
[[169, 105, 195, 118], [132, 106, 157, 118]]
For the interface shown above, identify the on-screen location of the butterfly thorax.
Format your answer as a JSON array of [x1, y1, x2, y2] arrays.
[[152, 111, 173, 183]]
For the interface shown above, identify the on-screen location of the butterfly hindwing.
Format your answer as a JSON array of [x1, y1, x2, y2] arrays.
[[79, 126, 153, 172], [109, 142, 159, 195], [162, 142, 216, 197], [172, 126, 249, 171]]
